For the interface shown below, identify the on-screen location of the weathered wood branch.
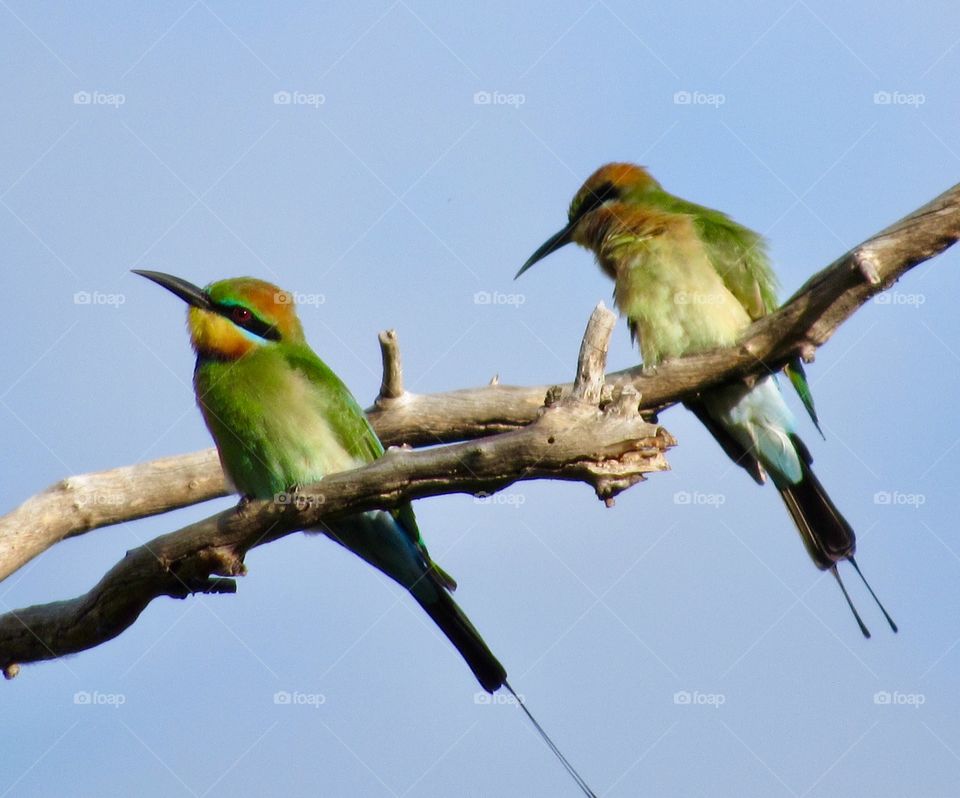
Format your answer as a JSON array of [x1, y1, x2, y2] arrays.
[[368, 176, 960, 441], [9, 180, 960, 581], [0, 305, 670, 673], [0, 180, 957, 586], [572, 303, 618, 405], [377, 329, 404, 400], [0, 180, 956, 588], [1, 177, 957, 675], [0, 450, 229, 583]]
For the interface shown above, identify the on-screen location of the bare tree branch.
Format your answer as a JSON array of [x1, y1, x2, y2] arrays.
[[0, 180, 957, 592], [572, 303, 618, 404], [0, 450, 229, 582], [0, 306, 669, 672], [377, 329, 404, 400], [369, 176, 960, 442]]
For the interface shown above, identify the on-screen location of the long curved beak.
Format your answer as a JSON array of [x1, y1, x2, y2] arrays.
[[132, 270, 213, 310], [515, 220, 577, 279]]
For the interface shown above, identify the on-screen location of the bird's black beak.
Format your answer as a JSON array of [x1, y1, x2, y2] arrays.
[[515, 220, 577, 279], [132, 270, 213, 310]]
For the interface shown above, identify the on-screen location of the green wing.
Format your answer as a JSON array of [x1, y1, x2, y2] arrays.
[[784, 358, 823, 437], [653, 189, 821, 430], [652, 190, 778, 318], [281, 344, 384, 464], [281, 344, 456, 587]]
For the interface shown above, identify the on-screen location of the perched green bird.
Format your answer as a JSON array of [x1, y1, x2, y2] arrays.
[[517, 163, 895, 637], [133, 270, 597, 797]]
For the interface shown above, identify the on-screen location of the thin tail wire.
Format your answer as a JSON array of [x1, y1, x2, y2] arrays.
[[504, 681, 597, 798], [830, 566, 870, 638], [848, 556, 898, 632]]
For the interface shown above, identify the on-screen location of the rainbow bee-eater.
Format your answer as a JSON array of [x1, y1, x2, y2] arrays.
[[133, 270, 597, 797], [517, 163, 895, 637]]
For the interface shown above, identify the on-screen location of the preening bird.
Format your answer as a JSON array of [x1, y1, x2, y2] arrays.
[[516, 163, 896, 638], [133, 270, 597, 797]]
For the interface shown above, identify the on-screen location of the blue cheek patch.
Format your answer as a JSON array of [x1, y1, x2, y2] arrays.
[[237, 325, 274, 346]]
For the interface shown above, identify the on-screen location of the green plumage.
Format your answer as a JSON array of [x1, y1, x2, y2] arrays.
[[518, 163, 895, 638], [134, 270, 504, 691], [613, 174, 820, 428], [194, 343, 458, 588], [195, 344, 380, 497], [647, 187, 779, 318]]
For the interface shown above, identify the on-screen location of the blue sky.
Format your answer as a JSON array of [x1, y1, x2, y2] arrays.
[[2, 1, 960, 796]]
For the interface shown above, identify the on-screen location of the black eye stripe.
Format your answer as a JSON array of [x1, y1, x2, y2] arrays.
[[214, 302, 282, 341], [574, 181, 619, 220], [569, 180, 620, 224]]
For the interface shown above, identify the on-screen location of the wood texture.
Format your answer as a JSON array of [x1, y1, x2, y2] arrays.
[[1, 304, 672, 671], [1, 177, 958, 673]]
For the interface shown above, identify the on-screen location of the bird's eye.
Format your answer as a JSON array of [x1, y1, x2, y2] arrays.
[[231, 306, 252, 325]]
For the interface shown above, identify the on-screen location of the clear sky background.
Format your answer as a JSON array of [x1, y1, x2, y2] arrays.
[[3, 2, 960, 796]]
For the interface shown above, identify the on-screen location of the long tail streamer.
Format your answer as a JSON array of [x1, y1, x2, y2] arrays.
[[848, 556, 898, 632], [504, 681, 597, 797]]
